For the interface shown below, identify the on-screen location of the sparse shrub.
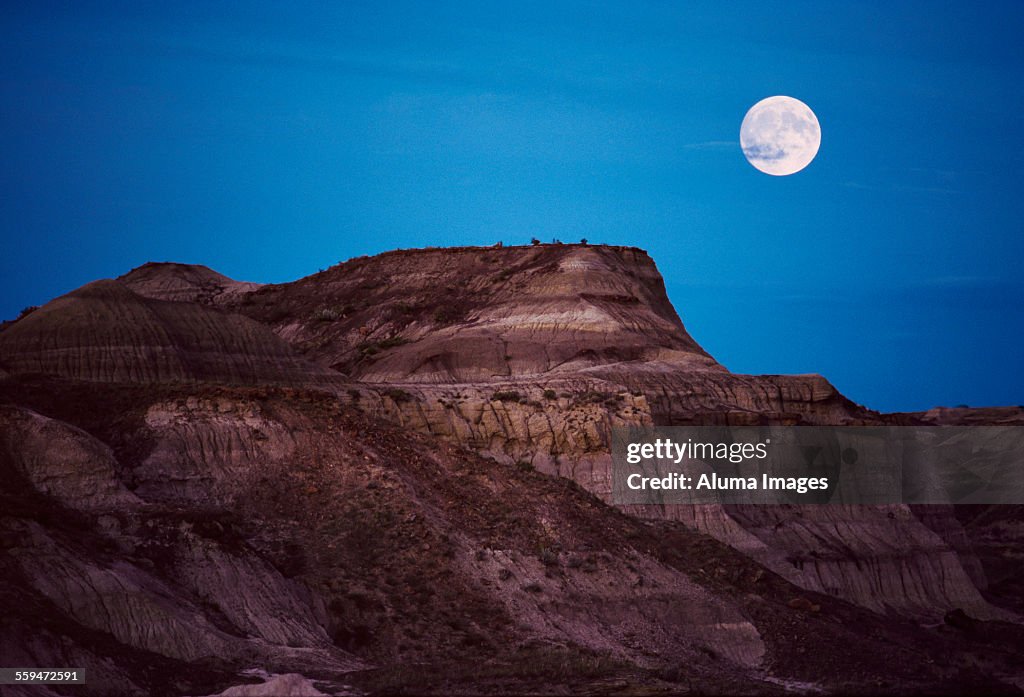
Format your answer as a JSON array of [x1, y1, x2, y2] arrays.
[[311, 307, 340, 322], [522, 582, 543, 593], [543, 389, 557, 400], [498, 568, 513, 581], [343, 625, 375, 651], [658, 665, 686, 683], [347, 388, 361, 402], [515, 460, 534, 473], [538, 547, 559, 567], [576, 390, 615, 405], [461, 631, 489, 648], [530, 237, 541, 246], [580, 238, 588, 245], [357, 279, 385, 291], [274, 541, 308, 578], [378, 336, 410, 349], [17, 306, 39, 320], [383, 388, 413, 403], [357, 336, 407, 358], [492, 390, 522, 403]]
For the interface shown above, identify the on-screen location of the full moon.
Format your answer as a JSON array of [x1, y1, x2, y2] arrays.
[[740, 96, 821, 176]]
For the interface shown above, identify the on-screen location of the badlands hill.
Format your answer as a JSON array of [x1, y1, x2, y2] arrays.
[[1, 243, 1022, 696], [0, 279, 334, 385]]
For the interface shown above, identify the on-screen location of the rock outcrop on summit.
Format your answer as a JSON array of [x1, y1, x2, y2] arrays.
[[2, 243, 1022, 695]]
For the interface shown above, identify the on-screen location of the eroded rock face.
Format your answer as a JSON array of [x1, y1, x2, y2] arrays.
[[135, 398, 300, 504], [0, 383, 784, 693], [340, 382, 1005, 622], [0, 396, 363, 696], [16, 520, 242, 663], [3, 245, 1022, 693], [692, 504, 1007, 621], [0, 405, 140, 511], [466, 545, 765, 668], [0, 280, 336, 385], [590, 366, 869, 425]]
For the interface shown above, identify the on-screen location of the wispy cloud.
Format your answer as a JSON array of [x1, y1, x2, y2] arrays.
[[681, 140, 737, 151], [841, 181, 965, 195]]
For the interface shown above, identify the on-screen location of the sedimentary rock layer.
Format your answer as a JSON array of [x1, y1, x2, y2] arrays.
[[0, 280, 334, 385], [3, 244, 1022, 693]]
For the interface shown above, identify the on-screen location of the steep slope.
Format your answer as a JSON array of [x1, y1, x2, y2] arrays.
[[333, 381, 1007, 622], [2, 377, 1019, 696]]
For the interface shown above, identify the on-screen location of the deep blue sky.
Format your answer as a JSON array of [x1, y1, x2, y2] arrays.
[[2, 1, 1022, 412]]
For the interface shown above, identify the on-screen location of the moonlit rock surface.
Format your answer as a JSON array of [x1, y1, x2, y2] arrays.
[[740, 96, 821, 176], [3, 244, 1022, 694]]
